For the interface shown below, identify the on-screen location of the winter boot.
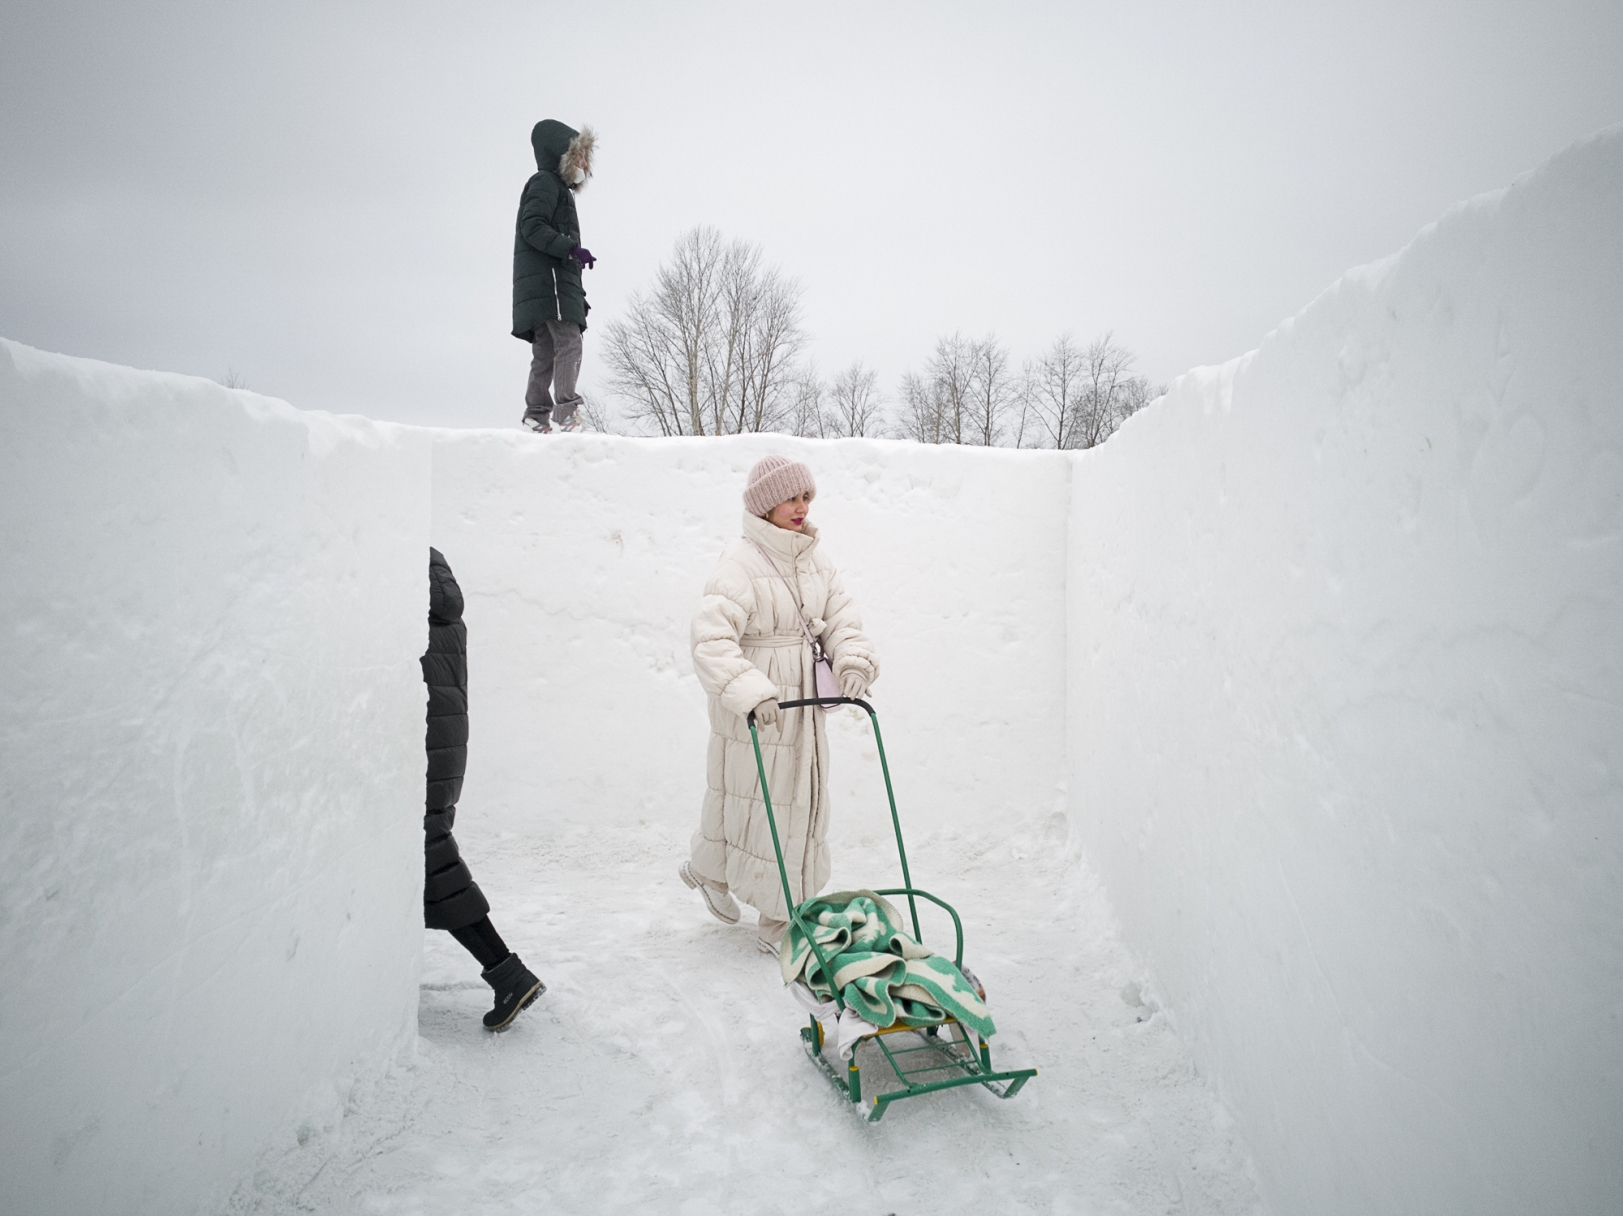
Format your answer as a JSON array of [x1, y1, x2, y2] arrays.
[[480, 952, 545, 1031], [680, 861, 740, 924], [551, 400, 582, 432]]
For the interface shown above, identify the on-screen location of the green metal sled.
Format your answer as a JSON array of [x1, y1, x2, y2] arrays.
[[748, 696, 1038, 1123]]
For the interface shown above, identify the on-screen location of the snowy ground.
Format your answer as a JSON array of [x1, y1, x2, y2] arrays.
[[229, 806, 1266, 1216]]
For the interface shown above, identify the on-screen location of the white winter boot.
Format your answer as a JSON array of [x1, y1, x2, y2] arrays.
[[679, 861, 740, 925]]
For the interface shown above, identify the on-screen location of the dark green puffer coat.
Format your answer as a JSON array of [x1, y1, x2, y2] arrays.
[[512, 119, 587, 339]]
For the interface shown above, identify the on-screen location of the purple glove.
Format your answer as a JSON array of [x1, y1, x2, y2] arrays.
[[569, 246, 596, 270]]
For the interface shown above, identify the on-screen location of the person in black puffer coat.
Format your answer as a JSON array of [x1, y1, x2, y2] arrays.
[[423, 547, 544, 1030], [512, 118, 596, 434]]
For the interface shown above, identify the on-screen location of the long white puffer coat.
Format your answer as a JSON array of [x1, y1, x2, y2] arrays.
[[689, 513, 879, 920]]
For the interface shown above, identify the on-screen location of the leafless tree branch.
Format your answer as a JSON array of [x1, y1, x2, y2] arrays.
[[602, 226, 808, 437]]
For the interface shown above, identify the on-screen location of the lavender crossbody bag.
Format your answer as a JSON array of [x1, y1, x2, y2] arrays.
[[747, 538, 841, 707]]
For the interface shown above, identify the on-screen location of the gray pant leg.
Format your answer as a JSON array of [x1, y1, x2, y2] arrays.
[[547, 319, 585, 424], [524, 325, 558, 421]]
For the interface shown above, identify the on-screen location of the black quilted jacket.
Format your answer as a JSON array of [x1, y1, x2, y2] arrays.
[[420, 548, 490, 930]]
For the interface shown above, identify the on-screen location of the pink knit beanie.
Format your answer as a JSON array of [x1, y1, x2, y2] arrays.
[[743, 454, 816, 517]]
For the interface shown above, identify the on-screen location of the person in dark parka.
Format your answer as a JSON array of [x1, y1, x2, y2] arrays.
[[513, 118, 596, 433], [423, 547, 544, 1030]]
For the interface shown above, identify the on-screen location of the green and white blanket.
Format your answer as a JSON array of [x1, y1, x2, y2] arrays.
[[779, 890, 996, 1039]]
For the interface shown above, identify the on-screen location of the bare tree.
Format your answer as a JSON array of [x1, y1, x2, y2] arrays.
[[1020, 331, 1159, 449], [600, 228, 716, 435], [1072, 331, 1162, 449], [1023, 333, 1086, 449], [894, 370, 948, 444], [930, 333, 977, 444], [602, 227, 806, 436], [1008, 376, 1037, 448], [783, 364, 827, 438], [1070, 332, 1130, 449], [711, 250, 804, 434], [823, 361, 884, 438], [966, 335, 1012, 446], [892, 333, 981, 444], [599, 297, 685, 435]]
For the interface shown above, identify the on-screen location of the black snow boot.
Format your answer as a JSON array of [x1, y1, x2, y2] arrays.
[[480, 953, 545, 1031]]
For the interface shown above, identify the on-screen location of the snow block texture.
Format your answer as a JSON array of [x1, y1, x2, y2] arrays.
[[1068, 127, 1623, 1215], [428, 432, 1070, 842], [0, 342, 430, 1216]]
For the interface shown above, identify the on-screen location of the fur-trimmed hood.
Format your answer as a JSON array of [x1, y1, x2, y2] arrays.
[[531, 119, 595, 191]]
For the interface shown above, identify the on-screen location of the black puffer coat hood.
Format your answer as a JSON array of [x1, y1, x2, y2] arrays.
[[532, 119, 595, 188], [532, 119, 575, 166]]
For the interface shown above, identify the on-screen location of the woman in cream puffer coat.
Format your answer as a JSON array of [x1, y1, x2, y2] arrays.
[[682, 455, 879, 952]]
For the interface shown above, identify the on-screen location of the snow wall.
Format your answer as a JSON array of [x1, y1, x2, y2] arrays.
[[427, 433, 1070, 846], [0, 342, 430, 1216], [1069, 128, 1623, 1215]]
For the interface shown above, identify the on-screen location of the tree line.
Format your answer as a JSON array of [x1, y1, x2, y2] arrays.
[[594, 226, 1162, 447]]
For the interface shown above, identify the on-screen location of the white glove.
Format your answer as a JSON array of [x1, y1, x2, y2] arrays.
[[751, 698, 780, 727], [839, 671, 868, 700]]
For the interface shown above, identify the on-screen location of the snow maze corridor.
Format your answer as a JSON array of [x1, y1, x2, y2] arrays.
[[230, 823, 1265, 1214], [4, 129, 1622, 1216]]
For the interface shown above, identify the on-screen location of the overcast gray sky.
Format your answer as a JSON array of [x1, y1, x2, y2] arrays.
[[2, 1, 1620, 429]]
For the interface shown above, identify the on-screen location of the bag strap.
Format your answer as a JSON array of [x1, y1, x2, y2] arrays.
[[746, 537, 823, 656]]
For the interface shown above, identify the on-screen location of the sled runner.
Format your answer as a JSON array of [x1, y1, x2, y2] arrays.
[[748, 697, 1037, 1122]]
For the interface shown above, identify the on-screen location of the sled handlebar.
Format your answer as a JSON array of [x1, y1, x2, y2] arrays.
[[749, 696, 874, 719]]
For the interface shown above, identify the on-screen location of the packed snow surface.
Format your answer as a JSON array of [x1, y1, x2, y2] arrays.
[[229, 822, 1265, 1215]]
